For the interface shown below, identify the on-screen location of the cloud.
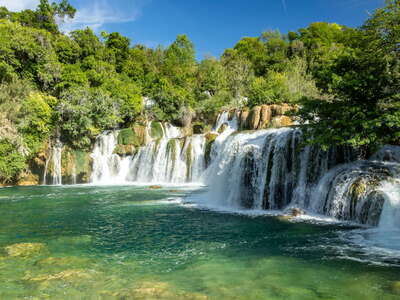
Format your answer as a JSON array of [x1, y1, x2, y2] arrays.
[[0, 0, 38, 11], [0, 0, 148, 33], [60, 0, 149, 33]]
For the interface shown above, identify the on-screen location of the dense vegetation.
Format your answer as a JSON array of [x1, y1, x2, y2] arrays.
[[0, 0, 398, 183]]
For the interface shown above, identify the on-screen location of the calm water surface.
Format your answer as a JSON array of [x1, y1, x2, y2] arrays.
[[0, 185, 399, 299]]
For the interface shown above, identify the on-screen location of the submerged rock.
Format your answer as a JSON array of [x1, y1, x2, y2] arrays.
[[25, 269, 92, 282], [36, 256, 91, 267], [5, 243, 46, 258], [149, 185, 162, 189], [391, 281, 400, 294], [108, 281, 209, 300]]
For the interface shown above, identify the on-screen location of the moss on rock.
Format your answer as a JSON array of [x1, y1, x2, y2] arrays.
[[150, 122, 164, 140]]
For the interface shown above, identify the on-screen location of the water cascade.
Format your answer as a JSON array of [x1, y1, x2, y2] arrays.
[[91, 131, 122, 184], [86, 110, 400, 227], [202, 127, 357, 211], [90, 123, 206, 184]]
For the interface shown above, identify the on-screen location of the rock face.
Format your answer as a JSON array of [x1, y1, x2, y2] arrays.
[[238, 104, 295, 130], [259, 105, 272, 129], [271, 116, 293, 128], [248, 106, 262, 130], [17, 173, 39, 186], [61, 148, 93, 184]]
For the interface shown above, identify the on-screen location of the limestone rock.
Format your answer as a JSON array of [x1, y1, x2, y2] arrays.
[[17, 173, 39, 186], [259, 105, 272, 129], [5, 243, 46, 258], [289, 208, 305, 217], [114, 144, 135, 156], [248, 106, 262, 130], [271, 116, 293, 128]]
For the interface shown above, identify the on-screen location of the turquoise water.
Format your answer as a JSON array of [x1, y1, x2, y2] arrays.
[[0, 185, 399, 299]]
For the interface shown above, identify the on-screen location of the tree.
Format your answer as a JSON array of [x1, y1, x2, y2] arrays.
[[196, 56, 227, 98], [297, 0, 400, 150]]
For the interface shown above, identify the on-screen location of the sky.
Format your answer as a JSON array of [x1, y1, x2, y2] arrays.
[[0, 0, 385, 59]]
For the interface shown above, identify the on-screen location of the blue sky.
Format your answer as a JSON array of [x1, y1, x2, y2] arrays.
[[0, 0, 385, 59]]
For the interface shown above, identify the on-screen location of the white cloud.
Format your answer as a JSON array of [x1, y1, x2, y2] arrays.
[[0, 0, 148, 33], [0, 0, 38, 11], [60, 0, 148, 33]]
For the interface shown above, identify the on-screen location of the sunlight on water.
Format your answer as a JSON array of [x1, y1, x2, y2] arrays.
[[0, 185, 399, 299]]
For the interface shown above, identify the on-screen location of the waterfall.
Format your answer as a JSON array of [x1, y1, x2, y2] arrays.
[[378, 180, 400, 231], [43, 138, 63, 185], [52, 139, 62, 185], [202, 128, 355, 210], [85, 113, 400, 228], [90, 123, 206, 184], [91, 131, 122, 184]]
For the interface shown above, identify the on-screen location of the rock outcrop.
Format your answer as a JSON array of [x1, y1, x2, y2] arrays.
[[237, 104, 295, 130]]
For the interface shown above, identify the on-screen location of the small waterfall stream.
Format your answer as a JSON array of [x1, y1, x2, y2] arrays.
[[43, 138, 63, 185], [90, 123, 206, 184]]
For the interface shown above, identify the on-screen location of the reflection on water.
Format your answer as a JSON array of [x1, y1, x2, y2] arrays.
[[0, 185, 399, 299]]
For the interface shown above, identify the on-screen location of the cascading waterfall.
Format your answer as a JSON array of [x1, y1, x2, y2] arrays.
[[86, 110, 400, 229], [91, 131, 122, 184], [90, 123, 206, 184], [201, 127, 356, 211]]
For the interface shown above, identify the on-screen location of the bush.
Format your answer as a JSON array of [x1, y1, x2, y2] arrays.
[[0, 139, 26, 183]]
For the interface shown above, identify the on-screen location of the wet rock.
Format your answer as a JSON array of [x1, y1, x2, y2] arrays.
[[290, 208, 305, 217], [114, 144, 136, 156], [271, 116, 293, 128], [149, 185, 162, 189], [217, 123, 228, 134], [192, 123, 204, 134], [259, 105, 272, 129], [5, 243, 46, 258], [277, 215, 293, 222]]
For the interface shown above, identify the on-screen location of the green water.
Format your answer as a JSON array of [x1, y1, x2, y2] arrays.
[[0, 185, 399, 300]]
